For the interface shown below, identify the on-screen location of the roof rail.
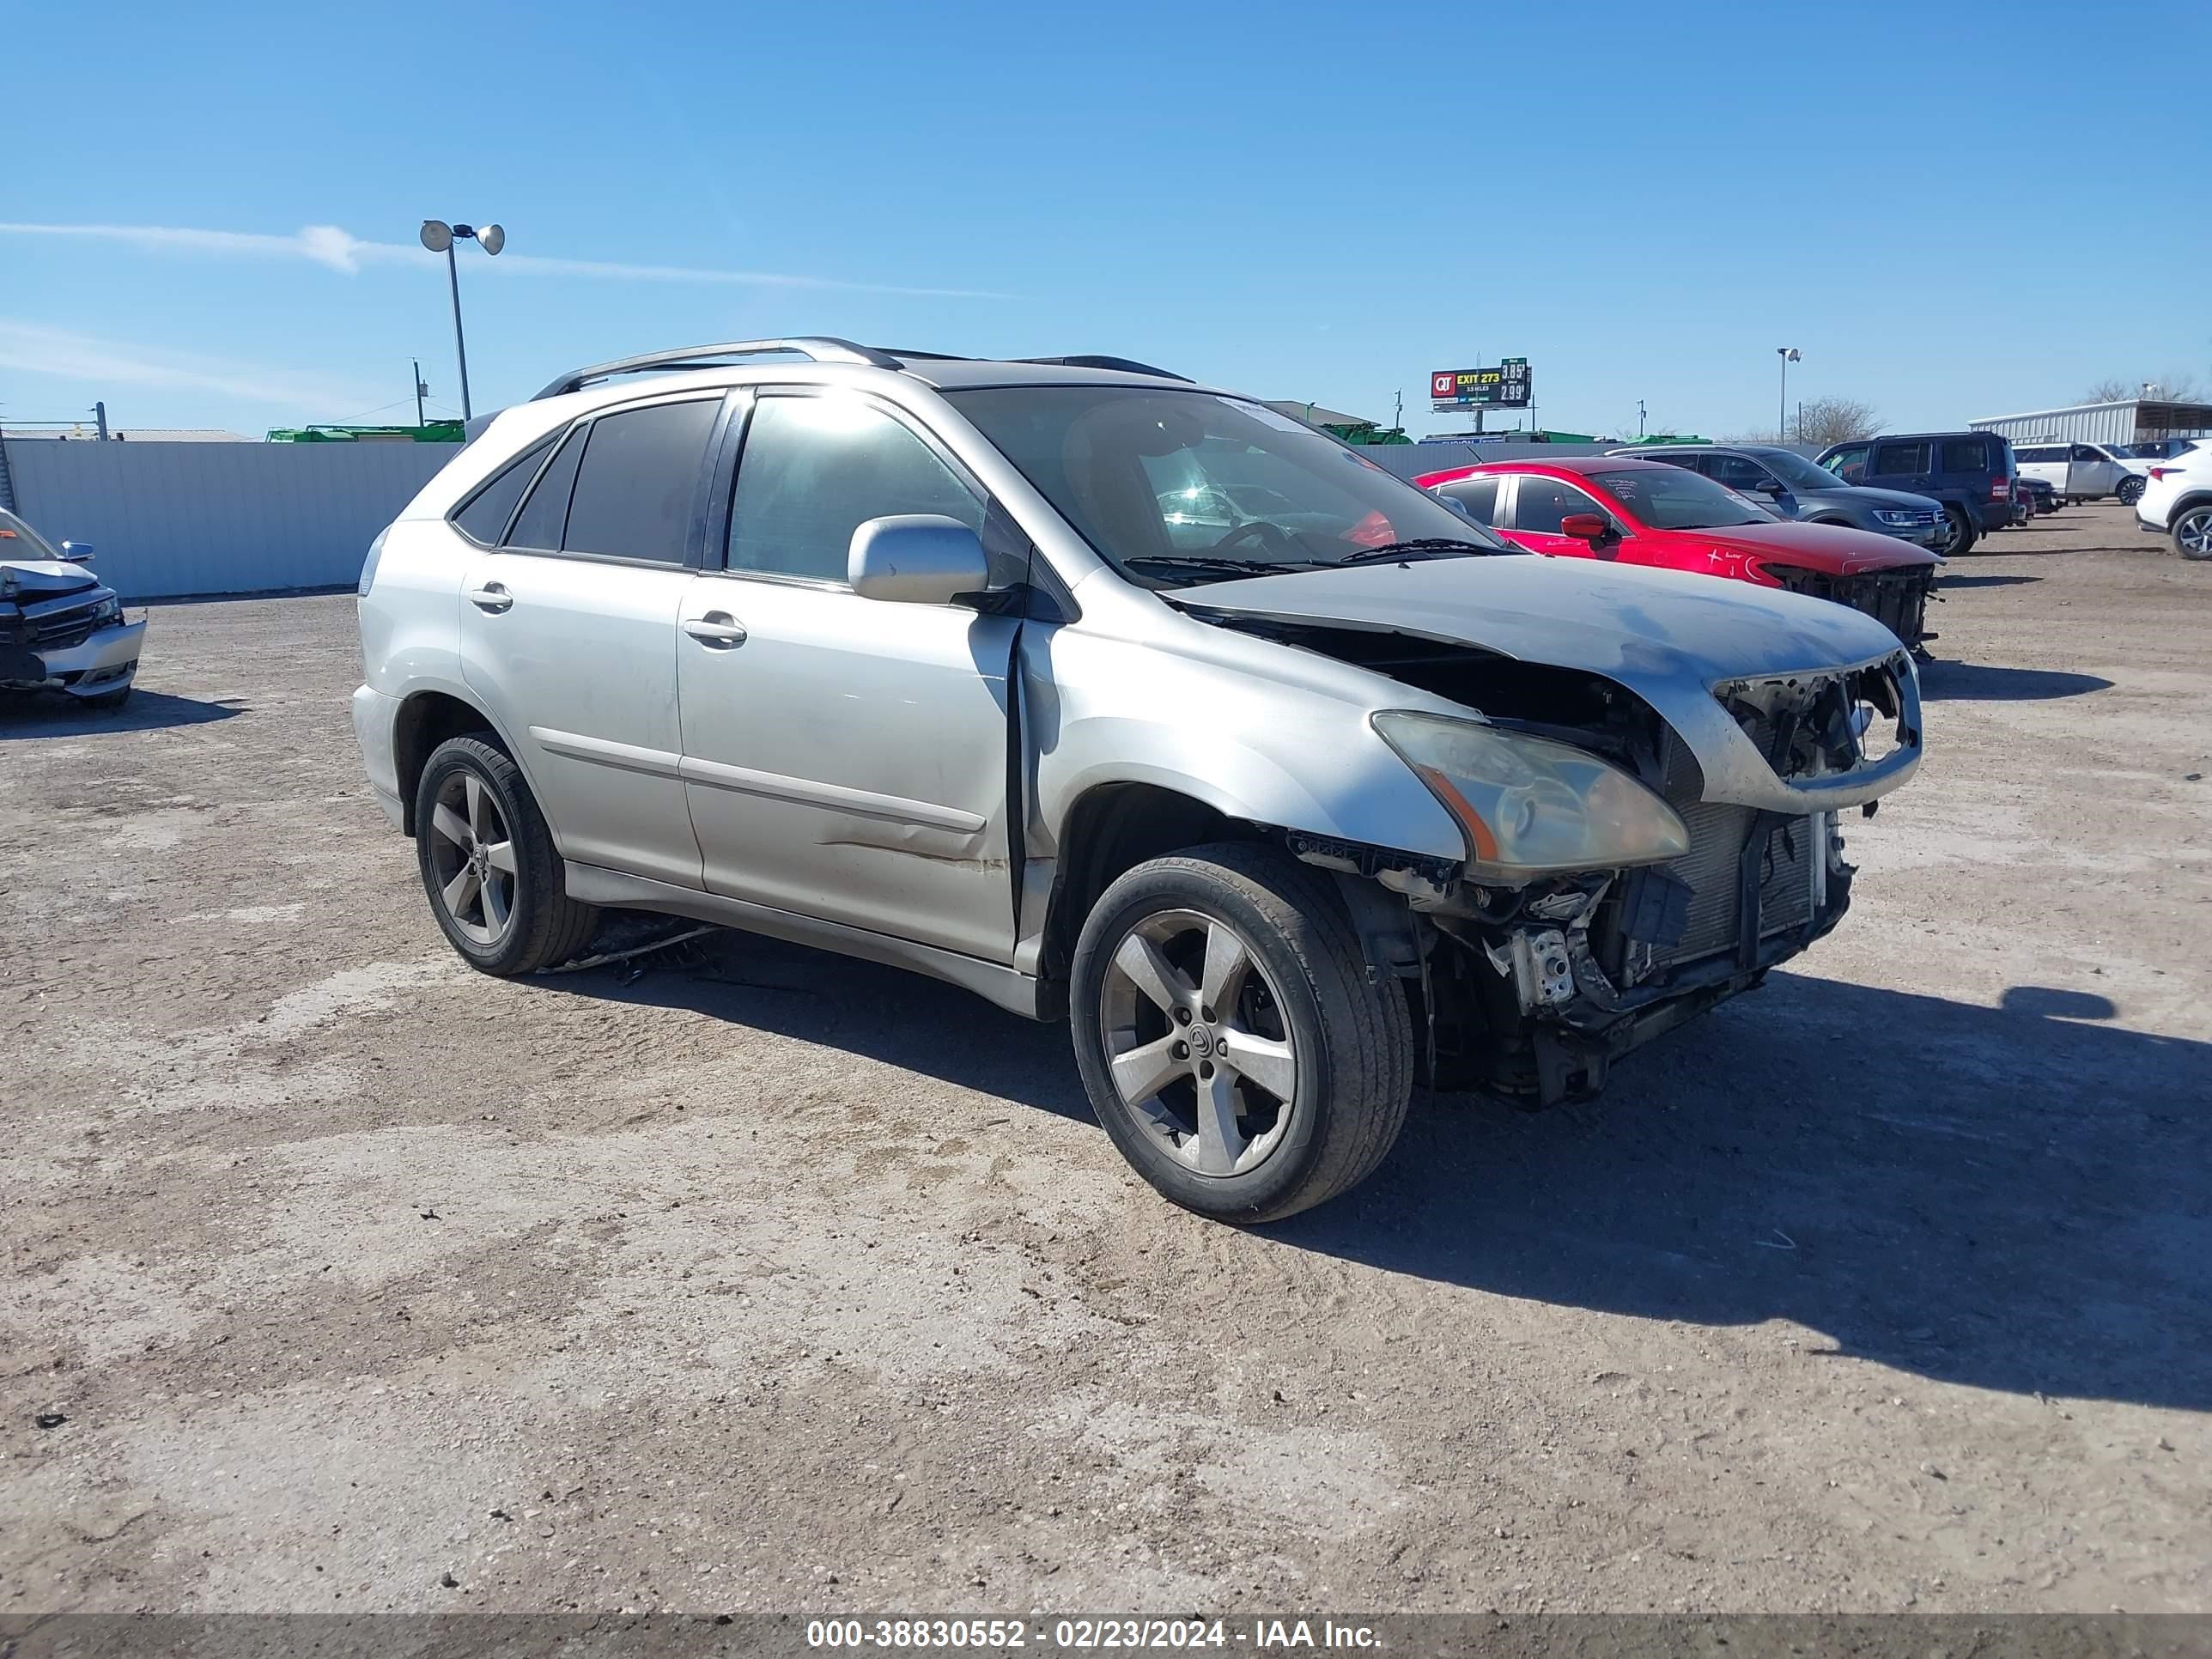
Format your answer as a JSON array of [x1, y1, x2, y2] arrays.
[[532, 337, 902, 401], [1016, 355, 1192, 383]]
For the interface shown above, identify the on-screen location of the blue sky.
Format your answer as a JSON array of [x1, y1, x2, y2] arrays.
[[6, 0, 2206, 441]]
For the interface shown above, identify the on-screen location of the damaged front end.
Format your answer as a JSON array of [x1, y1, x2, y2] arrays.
[[1233, 617, 1921, 1106]]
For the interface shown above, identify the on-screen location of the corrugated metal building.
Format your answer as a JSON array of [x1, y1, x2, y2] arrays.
[[0, 438, 459, 600], [1970, 399, 2212, 447]]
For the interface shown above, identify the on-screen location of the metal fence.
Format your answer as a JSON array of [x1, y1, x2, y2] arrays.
[[0, 439, 460, 601]]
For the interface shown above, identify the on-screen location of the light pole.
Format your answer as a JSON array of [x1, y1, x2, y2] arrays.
[[1776, 347, 1801, 441], [419, 220, 505, 421]]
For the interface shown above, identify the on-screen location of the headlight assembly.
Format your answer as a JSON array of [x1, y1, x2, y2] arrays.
[[1372, 710, 1690, 883], [1873, 508, 1921, 527], [90, 595, 122, 626]]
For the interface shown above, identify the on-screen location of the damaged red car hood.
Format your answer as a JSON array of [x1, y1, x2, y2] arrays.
[[1682, 519, 1937, 576]]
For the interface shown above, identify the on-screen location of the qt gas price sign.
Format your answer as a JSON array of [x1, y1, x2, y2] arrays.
[[1431, 359, 1531, 410]]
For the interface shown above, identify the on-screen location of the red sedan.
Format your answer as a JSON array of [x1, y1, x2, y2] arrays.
[[1414, 456, 1940, 649]]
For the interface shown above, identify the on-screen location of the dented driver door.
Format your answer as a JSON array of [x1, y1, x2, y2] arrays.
[[674, 388, 1019, 965]]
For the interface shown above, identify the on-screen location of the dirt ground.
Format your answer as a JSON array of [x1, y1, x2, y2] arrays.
[[3, 503, 2206, 1618]]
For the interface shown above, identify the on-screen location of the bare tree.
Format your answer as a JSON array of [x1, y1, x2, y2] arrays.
[[1792, 396, 1882, 447], [2083, 373, 2204, 403]]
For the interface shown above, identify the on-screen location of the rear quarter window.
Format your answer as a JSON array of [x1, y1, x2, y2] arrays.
[[450, 438, 552, 545], [1940, 438, 1993, 473]]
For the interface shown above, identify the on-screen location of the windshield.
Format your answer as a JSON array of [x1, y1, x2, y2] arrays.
[[1589, 468, 1778, 530], [943, 386, 1514, 584], [0, 507, 64, 561], [1750, 448, 1849, 492]]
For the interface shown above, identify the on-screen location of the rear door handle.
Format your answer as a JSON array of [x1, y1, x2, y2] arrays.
[[467, 582, 513, 613], [683, 612, 748, 647]]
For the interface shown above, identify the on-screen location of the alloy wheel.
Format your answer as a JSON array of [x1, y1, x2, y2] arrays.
[[427, 770, 518, 945], [1098, 908, 1299, 1177], [2177, 507, 2212, 561]]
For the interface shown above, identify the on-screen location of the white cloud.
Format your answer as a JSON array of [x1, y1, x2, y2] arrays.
[[0, 319, 368, 410], [0, 221, 1010, 298]]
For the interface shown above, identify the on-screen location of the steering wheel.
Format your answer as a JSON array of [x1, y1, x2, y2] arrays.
[[1212, 520, 1298, 556]]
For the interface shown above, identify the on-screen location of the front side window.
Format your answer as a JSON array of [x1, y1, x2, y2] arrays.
[[945, 386, 1510, 586], [1705, 453, 1776, 493], [562, 399, 720, 563], [727, 393, 983, 583], [1588, 468, 1773, 529], [1825, 443, 1871, 483], [1510, 476, 1612, 535], [1752, 449, 1846, 492]]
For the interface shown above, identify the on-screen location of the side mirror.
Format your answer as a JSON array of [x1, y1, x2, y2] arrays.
[[1559, 513, 1611, 543], [60, 541, 95, 562], [1755, 479, 1788, 497], [848, 514, 988, 605]]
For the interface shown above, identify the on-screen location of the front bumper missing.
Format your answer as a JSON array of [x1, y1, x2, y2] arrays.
[[1459, 814, 1852, 1105]]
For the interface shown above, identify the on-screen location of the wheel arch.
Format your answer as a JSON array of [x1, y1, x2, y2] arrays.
[[392, 688, 520, 836], [1038, 781, 1257, 992]]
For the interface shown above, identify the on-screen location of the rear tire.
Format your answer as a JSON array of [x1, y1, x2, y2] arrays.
[[413, 736, 598, 975], [1069, 842, 1413, 1224], [2117, 475, 2146, 507], [2174, 504, 2212, 562]]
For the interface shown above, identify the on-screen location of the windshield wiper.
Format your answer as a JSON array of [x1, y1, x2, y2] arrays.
[[1121, 555, 1316, 584], [1332, 538, 1492, 567]]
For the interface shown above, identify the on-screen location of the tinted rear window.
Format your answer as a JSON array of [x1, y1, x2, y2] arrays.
[[452, 438, 551, 545], [1941, 437, 1994, 473], [562, 398, 720, 563], [1872, 441, 1929, 475]]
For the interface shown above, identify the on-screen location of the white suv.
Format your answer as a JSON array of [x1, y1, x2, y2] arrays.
[[353, 339, 1923, 1221], [2134, 446, 2212, 560], [2011, 441, 2150, 506]]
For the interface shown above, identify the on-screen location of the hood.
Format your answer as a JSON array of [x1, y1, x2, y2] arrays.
[[1803, 483, 1944, 514], [1179, 555, 1907, 682], [0, 559, 103, 601], [1177, 556, 1923, 816], [1683, 518, 1937, 575]]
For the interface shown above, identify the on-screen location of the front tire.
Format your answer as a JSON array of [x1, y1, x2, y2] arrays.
[[413, 736, 598, 975], [2117, 475, 2146, 507], [1069, 843, 1413, 1224], [1937, 505, 1977, 557], [2174, 504, 2212, 562]]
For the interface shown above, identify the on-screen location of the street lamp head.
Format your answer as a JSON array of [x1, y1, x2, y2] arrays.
[[1778, 347, 1802, 362], [419, 219, 453, 253], [477, 223, 505, 256]]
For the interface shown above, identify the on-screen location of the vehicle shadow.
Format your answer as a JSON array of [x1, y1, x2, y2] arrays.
[[1274, 970, 2211, 1412], [1919, 661, 2112, 701], [1935, 574, 2039, 589], [533, 934, 2209, 1410], [0, 690, 246, 739], [532, 929, 1094, 1124]]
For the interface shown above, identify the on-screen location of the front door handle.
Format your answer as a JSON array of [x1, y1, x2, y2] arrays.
[[683, 612, 748, 647], [467, 582, 513, 613]]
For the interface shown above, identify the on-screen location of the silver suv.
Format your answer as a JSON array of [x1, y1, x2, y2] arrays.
[[353, 340, 1923, 1222]]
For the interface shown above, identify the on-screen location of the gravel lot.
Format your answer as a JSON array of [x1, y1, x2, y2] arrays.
[[3, 503, 2206, 1617]]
